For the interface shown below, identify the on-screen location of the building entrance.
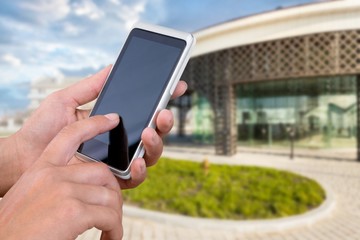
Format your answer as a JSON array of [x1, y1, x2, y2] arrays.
[[236, 76, 357, 160]]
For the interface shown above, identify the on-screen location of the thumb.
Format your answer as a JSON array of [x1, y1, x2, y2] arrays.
[[40, 113, 119, 166]]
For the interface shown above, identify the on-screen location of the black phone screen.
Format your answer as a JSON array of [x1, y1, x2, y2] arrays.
[[78, 28, 186, 171]]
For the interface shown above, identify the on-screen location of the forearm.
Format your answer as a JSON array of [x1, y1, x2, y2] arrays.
[[0, 136, 22, 197]]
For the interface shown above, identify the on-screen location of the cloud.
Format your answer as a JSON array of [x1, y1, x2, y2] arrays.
[[3, 0, 71, 26], [0, 0, 171, 86], [116, 1, 146, 29], [1, 53, 22, 66], [62, 22, 82, 35], [108, 0, 121, 5], [72, 0, 104, 20]]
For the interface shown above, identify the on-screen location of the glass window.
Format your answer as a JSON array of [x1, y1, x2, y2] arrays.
[[236, 76, 357, 160]]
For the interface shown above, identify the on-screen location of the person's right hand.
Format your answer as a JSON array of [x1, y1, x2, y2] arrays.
[[0, 114, 123, 240], [1, 66, 187, 195]]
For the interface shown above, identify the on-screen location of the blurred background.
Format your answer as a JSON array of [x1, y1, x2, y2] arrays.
[[0, 0, 323, 134], [0, 0, 360, 239], [2, 0, 357, 163], [3, 1, 360, 239]]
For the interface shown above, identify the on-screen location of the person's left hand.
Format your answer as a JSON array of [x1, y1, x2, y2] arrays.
[[4, 65, 187, 192]]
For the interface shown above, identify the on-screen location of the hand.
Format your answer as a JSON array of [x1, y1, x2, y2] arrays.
[[0, 114, 123, 240], [2, 66, 187, 193]]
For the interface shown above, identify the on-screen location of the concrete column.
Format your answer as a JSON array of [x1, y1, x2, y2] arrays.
[[357, 75, 360, 161]]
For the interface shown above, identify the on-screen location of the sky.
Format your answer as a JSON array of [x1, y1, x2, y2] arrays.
[[0, 0, 325, 115]]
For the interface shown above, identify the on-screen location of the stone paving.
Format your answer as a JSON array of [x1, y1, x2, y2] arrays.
[[77, 146, 360, 240]]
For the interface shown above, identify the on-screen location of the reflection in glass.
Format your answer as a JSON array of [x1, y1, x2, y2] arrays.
[[107, 116, 129, 171], [236, 76, 357, 160]]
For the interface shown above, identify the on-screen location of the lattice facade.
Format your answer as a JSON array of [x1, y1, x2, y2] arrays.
[[182, 29, 360, 155]]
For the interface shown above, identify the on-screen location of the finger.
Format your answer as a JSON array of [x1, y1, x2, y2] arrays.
[[155, 109, 174, 138], [101, 230, 123, 240], [141, 128, 162, 167], [57, 65, 112, 108], [170, 80, 187, 100], [41, 114, 119, 166], [76, 109, 91, 120], [118, 158, 146, 189], [80, 204, 123, 240], [60, 162, 120, 192], [62, 183, 121, 212]]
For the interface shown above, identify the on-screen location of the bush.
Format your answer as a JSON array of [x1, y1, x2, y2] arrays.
[[123, 158, 325, 220]]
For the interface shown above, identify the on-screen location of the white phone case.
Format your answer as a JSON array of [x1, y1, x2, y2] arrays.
[[76, 22, 196, 179]]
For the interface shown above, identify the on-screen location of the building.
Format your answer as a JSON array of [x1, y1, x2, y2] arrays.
[[0, 112, 26, 134], [0, 76, 83, 135], [175, 0, 360, 161], [28, 76, 82, 110]]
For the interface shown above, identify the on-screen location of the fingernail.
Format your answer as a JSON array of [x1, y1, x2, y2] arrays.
[[104, 113, 119, 121]]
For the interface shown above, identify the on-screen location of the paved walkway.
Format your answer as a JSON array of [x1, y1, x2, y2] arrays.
[[77, 146, 360, 240]]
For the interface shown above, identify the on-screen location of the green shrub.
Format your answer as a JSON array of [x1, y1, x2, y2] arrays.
[[123, 158, 325, 220]]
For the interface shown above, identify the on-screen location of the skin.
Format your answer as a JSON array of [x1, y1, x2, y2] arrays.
[[0, 115, 123, 240], [0, 66, 187, 239]]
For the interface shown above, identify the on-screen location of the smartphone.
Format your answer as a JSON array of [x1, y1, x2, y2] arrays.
[[76, 22, 195, 179]]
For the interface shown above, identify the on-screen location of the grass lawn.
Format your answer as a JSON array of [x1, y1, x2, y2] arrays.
[[123, 157, 325, 220]]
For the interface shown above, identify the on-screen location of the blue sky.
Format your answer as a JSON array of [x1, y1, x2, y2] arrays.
[[0, 0, 324, 114]]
